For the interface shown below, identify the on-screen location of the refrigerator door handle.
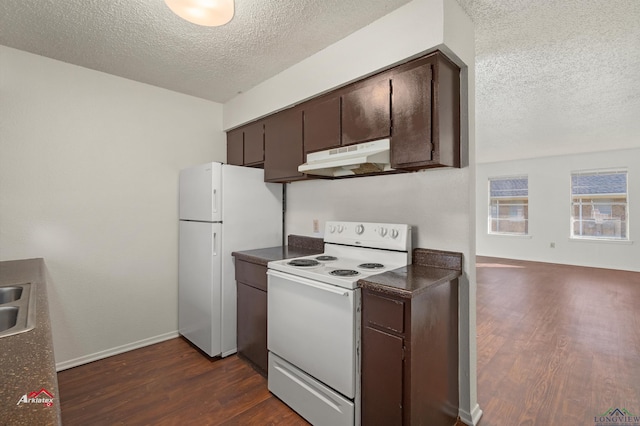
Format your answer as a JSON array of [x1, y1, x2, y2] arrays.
[[212, 189, 218, 215], [213, 232, 218, 256]]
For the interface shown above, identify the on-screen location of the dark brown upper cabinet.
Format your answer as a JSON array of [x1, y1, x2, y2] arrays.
[[226, 50, 460, 179], [243, 121, 265, 166], [341, 77, 391, 146], [226, 128, 244, 166], [226, 121, 265, 167], [303, 96, 341, 154], [391, 53, 460, 170], [264, 108, 305, 183]]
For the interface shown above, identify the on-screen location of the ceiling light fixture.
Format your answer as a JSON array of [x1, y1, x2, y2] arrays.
[[165, 0, 234, 27]]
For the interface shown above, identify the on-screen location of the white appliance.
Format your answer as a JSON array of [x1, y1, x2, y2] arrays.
[[298, 139, 393, 177], [179, 162, 282, 357], [267, 221, 412, 426]]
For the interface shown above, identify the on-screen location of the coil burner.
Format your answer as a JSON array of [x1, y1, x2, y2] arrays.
[[329, 269, 360, 277], [316, 255, 338, 261], [358, 263, 385, 270], [288, 259, 320, 267]]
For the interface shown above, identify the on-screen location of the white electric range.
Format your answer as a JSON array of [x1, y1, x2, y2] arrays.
[[267, 221, 412, 426]]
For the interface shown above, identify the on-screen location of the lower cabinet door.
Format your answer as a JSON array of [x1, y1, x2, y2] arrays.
[[236, 282, 267, 373], [362, 326, 404, 425]]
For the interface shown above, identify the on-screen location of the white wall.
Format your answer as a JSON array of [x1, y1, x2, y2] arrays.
[[0, 46, 225, 368], [286, 169, 470, 250], [477, 148, 640, 272], [223, 0, 480, 423]]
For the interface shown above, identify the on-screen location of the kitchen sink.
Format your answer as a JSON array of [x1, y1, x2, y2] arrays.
[[0, 286, 23, 304], [0, 283, 36, 338], [0, 306, 19, 332]]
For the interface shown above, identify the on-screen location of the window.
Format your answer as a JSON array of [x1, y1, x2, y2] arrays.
[[571, 170, 628, 240], [489, 176, 529, 235]]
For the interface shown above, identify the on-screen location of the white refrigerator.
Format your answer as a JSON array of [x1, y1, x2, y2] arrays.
[[178, 162, 282, 357]]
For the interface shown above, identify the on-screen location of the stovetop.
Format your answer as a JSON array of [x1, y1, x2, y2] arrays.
[[268, 221, 412, 289]]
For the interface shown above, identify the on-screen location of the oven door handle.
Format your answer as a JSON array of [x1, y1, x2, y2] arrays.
[[267, 269, 350, 297]]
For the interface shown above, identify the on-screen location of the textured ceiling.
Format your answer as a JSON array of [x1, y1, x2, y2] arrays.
[[2, 0, 639, 162], [0, 0, 410, 103], [458, 0, 640, 162]]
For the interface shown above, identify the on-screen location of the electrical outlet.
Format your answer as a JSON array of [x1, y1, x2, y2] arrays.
[[313, 219, 319, 233], [550, 242, 555, 248]]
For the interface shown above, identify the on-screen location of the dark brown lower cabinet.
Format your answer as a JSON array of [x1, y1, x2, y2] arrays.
[[237, 282, 267, 374], [235, 259, 268, 375], [362, 326, 404, 424], [361, 280, 459, 426]]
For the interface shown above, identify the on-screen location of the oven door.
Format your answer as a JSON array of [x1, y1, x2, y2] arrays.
[[267, 269, 357, 399]]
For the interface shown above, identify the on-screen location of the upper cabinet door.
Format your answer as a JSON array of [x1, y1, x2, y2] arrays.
[[243, 121, 265, 166], [226, 128, 244, 166], [391, 62, 434, 167], [303, 96, 341, 154], [391, 53, 460, 170], [341, 78, 391, 146], [226, 51, 459, 176], [264, 108, 305, 182]]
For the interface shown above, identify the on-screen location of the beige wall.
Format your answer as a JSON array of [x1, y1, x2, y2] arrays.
[[0, 46, 225, 369]]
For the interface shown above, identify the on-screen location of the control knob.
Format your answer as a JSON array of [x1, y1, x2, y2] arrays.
[[355, 224, 365, 235], [390, 229, 399, 239], [337, 225, 345, 233], [378, 227, 388, 237], [329, 225, 336, 233]]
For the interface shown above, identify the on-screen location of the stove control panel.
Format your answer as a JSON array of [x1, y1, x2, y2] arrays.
[[329, 224, 346, 234], [324, 221, 412, 252]]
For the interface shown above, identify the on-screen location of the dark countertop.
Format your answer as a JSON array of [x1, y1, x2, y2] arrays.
[[232, 239, 463, 300], [358, 248, 463, 298], [232, 235, 324, 266], [0, 258, 61, 426]]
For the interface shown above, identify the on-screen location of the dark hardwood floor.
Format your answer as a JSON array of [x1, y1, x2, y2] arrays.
[[57, 258, 640, 425], [476, 256, 640, 426], [57, 338, 308, 425]]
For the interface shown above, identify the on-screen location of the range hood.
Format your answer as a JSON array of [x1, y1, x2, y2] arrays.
[[298, 139, 393, 177]]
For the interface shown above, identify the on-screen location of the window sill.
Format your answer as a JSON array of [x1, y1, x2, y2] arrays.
[[488, 233, 533, 239], [568, 238, 634, 245]]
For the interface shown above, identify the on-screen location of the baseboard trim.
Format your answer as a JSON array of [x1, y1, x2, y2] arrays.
[[459, 403, 483, 426], [55, 331, 180, 372]]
